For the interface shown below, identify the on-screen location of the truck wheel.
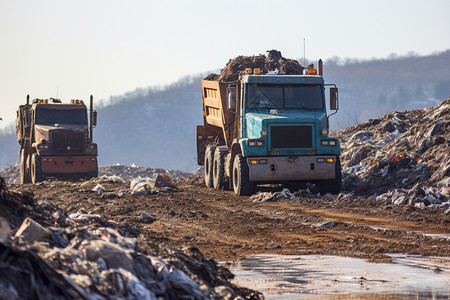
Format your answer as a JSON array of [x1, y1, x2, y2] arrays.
[[31, 153, 43, 184], [204, 145, 215, 188], [213, 146, 228, 190], [318, 157, 342, 195], [232, 154, 255, 196], [20, 149, 30, 184]]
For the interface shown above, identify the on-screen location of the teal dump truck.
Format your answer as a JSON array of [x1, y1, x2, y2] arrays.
[[197, 60, 341, 195]]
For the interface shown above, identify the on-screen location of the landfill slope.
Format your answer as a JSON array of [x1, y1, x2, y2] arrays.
[[334, 98, 449, 208], [0, 176, 262, 299]]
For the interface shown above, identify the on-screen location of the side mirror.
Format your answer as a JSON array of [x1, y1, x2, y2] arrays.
[[227, 85, 236, 111], [92, 111, 97, 127], [330, 88, 338, 111]]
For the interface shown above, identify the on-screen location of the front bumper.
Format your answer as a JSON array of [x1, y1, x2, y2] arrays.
[[41, 156, 98, 174], [247, 156, 337, 182]]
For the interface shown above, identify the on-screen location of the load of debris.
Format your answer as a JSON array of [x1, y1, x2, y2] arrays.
[[204, 50, 305, 82], [334, 98, 450, 209], [0, 176, 262, 299]]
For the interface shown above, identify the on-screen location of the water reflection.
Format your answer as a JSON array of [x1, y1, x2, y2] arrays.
[[229, 254, 450, 299]]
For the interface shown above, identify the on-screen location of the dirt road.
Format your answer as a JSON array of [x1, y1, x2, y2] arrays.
[[9, 177, 449, 264]]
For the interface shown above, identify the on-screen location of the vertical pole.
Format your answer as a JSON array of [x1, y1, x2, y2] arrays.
[[303, 38, 306, 67], [90, 95, 93, 142]]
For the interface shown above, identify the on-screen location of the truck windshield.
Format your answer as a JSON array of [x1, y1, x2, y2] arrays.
[[246, 84, 323, 110], [35, 108, 87, 125]]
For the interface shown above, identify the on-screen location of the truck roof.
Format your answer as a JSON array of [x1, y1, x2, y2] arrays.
[[242, 75, 324, 84], [31, 103, 87, 110]]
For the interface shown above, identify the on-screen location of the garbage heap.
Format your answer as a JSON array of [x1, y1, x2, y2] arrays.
[[0, 177, 262, 300], [0, 164, 194, 185], [204, 50, 304, 82], [334, 98, 450, 209]]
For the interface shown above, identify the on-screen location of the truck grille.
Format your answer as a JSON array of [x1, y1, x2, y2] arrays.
[[270, 125, 313, 149], [51, 131, 85, 154]]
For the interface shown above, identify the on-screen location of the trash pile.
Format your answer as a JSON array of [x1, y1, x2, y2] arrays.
[[334, 98, 450, 209], [250, 188, 296, 203], [204, 50, 304, 82], [0, 164, 194, 185], [129, 173, 178, 196], [101, 164, 194, 181], [0, 176, 262, 299]]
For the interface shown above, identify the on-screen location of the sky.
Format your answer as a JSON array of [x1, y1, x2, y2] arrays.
[[0, 0, 449, 130]]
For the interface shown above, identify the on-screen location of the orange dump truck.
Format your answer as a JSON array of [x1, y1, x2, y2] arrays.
[[16, 95, 98, 183]]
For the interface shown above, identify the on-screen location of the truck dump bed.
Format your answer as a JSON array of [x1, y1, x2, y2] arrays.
[[196, 80, 238, 164]]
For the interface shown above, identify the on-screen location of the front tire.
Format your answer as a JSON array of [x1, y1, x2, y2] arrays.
[[232, 154, 255, 196], [318, 157, 342, 194], [204, 145, 215, 188], [31, 153, 43, 184]]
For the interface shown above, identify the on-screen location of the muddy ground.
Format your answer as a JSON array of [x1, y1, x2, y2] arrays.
[[8, 177, 450, 264]]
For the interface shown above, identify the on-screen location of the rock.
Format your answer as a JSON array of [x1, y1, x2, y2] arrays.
[[141, 212, 157, 224]]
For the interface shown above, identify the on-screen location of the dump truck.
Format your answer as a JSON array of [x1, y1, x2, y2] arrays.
[[16, 95, 98, 183], [197, 59, 341, 195]]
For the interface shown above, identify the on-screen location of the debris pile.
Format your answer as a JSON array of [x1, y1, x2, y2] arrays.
[[334, 98, 450, 209], [0, 176, 262, 299], [205, 50, 304, 82], [0, 164, 194, 185]]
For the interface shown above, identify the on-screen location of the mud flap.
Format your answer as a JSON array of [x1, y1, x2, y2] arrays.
[[196, 126, 221, 165]]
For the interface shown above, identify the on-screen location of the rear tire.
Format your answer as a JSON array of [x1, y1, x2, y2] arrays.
[[20, 149, 30, 184], [318, 157, 342, 194], [213, 146, 228, 190], [232, 154, 255, 196], [204, 145, 215, 188], [31, 153, 43, 184]]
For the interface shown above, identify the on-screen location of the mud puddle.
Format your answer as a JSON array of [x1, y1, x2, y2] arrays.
[[229, 254, 450, 299]]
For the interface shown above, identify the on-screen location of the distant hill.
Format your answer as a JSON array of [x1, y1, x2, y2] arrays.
[[1, 50, 449, 171], [324, 50, 450, 128]]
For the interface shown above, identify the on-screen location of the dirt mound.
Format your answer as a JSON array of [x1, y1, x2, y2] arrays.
[[334, 98, 450, 208], [204, 50, 304, 82]]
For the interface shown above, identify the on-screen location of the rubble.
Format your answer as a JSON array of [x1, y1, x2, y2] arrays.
[[250, 188, 296, 202], [205, 50, 304, 82], [0, 177, 262, 299], [334, 98, 450, 209], [0, 164, 194, 185]]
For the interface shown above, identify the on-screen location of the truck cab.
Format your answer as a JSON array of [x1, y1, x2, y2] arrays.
[[232, 73, 340, 193]]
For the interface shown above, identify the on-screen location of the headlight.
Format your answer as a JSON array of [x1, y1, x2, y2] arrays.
[[248, 140, 264, 147], [321, 140, 337, 146], [260, 129, 268, 137], [321, 128, 329, 136]]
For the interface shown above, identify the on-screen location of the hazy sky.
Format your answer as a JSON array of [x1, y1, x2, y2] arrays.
[[1, 0, 449, 130]]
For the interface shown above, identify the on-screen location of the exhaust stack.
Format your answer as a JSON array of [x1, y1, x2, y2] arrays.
[[318, 59, 323, 76], [90, 95, 94, 142]]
